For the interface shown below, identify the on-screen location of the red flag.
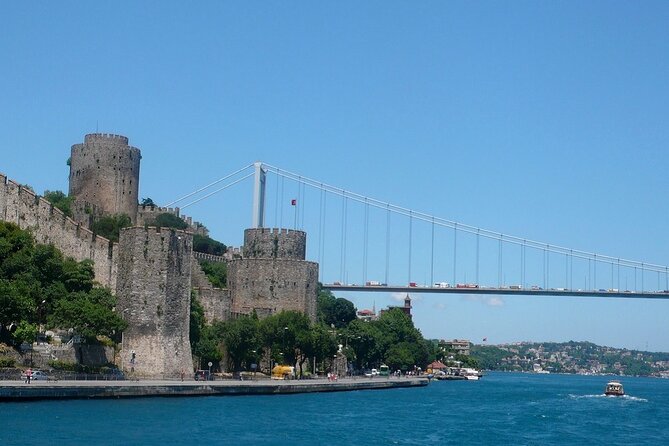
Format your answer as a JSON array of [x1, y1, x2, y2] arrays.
[[291, 199, 297, 206]]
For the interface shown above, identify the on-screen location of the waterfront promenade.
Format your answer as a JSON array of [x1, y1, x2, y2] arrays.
[[0, 376, 428, 401]]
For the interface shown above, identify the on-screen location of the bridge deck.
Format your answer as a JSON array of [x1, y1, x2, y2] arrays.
[[322, 285, 669, 299]]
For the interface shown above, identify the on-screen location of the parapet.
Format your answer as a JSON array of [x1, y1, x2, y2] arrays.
[[242, 227, 307, 260], [84, 133, 129, 145]]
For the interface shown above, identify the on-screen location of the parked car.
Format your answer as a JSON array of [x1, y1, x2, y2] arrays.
[[20, 370, 49, 381]]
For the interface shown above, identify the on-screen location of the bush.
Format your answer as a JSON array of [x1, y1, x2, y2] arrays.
[[0, 357, 16, 367], [48, 360, 78, 371], [148, 213, 188, 230], [193, 234, 227, 256]]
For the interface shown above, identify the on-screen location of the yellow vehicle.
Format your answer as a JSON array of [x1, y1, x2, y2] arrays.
[[271, 365, 295, 380]]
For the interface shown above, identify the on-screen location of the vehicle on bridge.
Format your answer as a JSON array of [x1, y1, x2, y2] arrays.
[[366, 281, 382, 286], [433, 282, 450, 288], [456, 283, 479, 289]]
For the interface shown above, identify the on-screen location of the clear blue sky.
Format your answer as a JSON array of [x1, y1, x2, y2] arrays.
[[2, 2, 669, 351]]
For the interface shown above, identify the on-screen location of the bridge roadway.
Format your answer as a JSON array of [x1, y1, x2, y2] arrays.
[[322, 284, 669, 299]]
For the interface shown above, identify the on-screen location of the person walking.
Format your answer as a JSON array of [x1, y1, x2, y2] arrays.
[[25, 368, 32, 384]]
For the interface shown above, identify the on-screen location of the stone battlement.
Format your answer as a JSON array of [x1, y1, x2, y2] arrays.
[[136, 205, 208, 236], [243, 227, 307, 260], [0, 172, 117, 289], [84, 133, 129, 145]]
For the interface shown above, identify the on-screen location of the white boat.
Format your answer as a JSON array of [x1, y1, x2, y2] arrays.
[[459, 368, 481, 380], [604, 381, 624, 396]]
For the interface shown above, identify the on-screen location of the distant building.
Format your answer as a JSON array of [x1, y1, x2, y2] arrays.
[[356, 308, 377, 322], [439, 339, 471, 356], [379, 294, 412, 319]]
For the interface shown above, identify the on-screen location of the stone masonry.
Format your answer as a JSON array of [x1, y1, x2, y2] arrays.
[[115, 227, 194, 378], [69, 133, 141, 224], [0, 173, 117, 288], [227, 228, 318, 321]]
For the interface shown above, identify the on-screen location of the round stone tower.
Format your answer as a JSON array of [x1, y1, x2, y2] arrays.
[[228, 228, 318, 321], [242, 228, 307, 260], [68, 133, 141, 223]]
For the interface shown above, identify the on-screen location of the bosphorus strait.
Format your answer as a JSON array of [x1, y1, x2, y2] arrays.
[[3, 373, 668, 445]]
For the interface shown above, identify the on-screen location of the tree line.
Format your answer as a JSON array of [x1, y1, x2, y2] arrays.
[[189, 286, 441, 375], [0, 221, 126, 347]]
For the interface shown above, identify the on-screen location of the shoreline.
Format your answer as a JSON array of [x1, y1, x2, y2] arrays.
[[0, 376, 429, 402]]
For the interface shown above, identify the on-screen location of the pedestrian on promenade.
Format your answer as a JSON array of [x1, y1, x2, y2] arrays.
[[25, 368, 32, 384]]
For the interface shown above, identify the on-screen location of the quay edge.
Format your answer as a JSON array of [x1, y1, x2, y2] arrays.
[[0, 377, 429, 402]]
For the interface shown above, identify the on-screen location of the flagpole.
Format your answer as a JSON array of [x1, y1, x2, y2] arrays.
[[292, 199, 297, 229]]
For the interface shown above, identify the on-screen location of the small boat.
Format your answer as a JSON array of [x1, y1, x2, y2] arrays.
[[459, 368, 481, 380], [604, 381, 624, 396]]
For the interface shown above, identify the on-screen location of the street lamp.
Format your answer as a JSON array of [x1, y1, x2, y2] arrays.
[[282, 327, 288, 363]]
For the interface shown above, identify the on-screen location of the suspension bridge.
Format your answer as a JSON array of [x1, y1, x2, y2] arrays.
[[166, 162, 669, 300]]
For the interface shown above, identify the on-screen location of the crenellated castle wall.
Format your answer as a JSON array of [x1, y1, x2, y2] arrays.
[[137, 205, 209, 236], [229, 228, 318, 321], [0, 172, 117, 289], [243, 228, 306, 260]]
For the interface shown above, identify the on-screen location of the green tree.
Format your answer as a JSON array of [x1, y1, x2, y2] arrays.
[[49, 287, 127, 341], [140, 197, 156, 207], [302, 323, 337, 376], [198, 260, 227, 288], [189, 292, 206, 350], [90, 214, 131, 242], [260, 311, 312, 367], [193, 321, 225, 369], [317, 286, 356, 328], [13, 321, 38, 345], [148, 213, 188, 230], [43, 190, 74, 217], [193, 234, 227, 256], [222, 314, 261, 373]]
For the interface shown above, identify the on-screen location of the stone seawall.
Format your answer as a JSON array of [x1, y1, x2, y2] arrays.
[[0, 377, 429, 401], [0, 172, 117, 288]]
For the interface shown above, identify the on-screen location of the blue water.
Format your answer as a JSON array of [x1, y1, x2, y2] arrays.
[[2, 373, 668, 445]]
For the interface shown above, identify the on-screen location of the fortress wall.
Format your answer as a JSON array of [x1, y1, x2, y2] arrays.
[[0, 172, 116, 288], [190, 256, 232, 323], [116, 227, 193, 378], [243, 228, 307, 260], [227, 258, 318, 321], [137, 205, 208, 236]]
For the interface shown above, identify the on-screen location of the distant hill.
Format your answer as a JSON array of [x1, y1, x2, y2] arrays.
[[471, 341, 669, 377]]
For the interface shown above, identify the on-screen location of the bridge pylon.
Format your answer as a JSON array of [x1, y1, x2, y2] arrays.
[[252, 161, 266, 228]]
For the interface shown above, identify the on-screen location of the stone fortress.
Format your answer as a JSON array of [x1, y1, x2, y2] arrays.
[[0, 133, 318, 378]]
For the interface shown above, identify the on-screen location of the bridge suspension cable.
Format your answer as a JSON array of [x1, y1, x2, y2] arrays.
[[165, 164, 253, 207], [259, 162, 669, 276]]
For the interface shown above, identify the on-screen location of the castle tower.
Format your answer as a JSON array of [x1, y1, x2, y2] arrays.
[[227, 228, 318, 321], [116, 227, 194, 379], [68, 133, 141, 223]]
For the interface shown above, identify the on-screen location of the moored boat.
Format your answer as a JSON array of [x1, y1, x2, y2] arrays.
[[604, 381, 624, 396]]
